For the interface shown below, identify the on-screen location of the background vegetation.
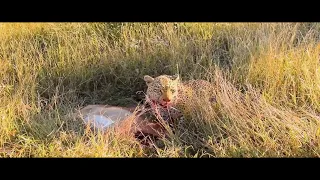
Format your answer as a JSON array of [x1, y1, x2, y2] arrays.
[[1, 23, 320, 157]]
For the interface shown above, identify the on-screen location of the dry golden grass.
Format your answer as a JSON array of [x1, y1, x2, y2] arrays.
[[1, 22, 320, 157]]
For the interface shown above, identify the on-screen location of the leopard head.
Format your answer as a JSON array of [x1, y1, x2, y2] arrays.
[[144, 74, 180, 107]]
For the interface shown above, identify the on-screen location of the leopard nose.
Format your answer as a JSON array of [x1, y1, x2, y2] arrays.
[[162, 98, 171, 102]]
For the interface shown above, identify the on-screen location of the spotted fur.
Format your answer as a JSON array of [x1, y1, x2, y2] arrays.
[[143, 74, 214, 122]]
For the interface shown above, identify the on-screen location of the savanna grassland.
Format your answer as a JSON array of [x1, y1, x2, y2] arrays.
[[1, 23, 320, 157]]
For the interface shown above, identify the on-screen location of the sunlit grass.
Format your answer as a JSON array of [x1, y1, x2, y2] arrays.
[[1, 22, 320, 157]]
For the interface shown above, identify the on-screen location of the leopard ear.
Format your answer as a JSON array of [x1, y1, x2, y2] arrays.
[[144, 75, 154, 84], [172, 74, 180, 81]]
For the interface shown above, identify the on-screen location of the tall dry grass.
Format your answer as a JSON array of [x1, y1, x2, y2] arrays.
[[1, 22, 320, 157]]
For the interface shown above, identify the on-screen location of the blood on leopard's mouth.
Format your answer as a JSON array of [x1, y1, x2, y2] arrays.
[[150, 100, 171, 108], [160, 102, 171, 108]]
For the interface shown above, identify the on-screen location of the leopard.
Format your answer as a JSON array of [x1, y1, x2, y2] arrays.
[[143, 74, 216, 124]]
